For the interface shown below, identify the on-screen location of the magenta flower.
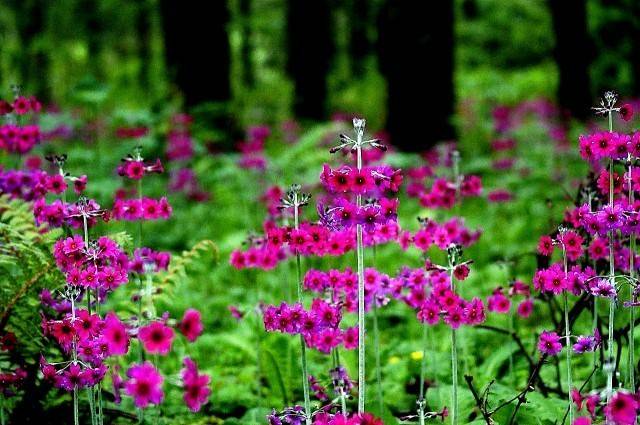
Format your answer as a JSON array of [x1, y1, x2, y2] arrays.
[[538, 331, 562, 356], [604, 391, 638, 425], [178, 309, 204, 342], [516, 298, 533, 318], [620, 103, 634, 121], [102, 312, 129, 356], [181, 357, 211, 412], [125, 362, 164, 408], [139, 321, 175, 355]]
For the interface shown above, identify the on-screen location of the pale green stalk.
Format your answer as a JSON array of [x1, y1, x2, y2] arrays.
[[418, 322, 428, 425], [606, 110, 616, 404], [372, 246, 383, 415], [355, 124, 366, 413], [562, 244, 573, 423], [449, 263, 458, 425], [627, 162, 636, 393], [293, 194, 312, 425]]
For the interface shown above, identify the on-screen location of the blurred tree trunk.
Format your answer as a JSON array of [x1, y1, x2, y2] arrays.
[[549, 0, 592, 120], [349, 0, 371, 77], [160, 0, 231, 107], [137, 0, 152, 93], [286, 0, 333, 120], [10, 0, 48, 98], [377, 0, 455, 152], [240, 0, 254, 88], [630, 2, 640, 97]]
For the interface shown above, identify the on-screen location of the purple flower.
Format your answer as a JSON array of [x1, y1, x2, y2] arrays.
[[538, 331, 562, 356]]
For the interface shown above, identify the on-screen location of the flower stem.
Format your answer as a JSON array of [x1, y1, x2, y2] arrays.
[[628, 162, 636, 393], [563, 292, 574, 423], [371, 245, 383, 415], [449, 264, 458, 425], [372, 301, 383, 414], [606, 113, 616, 404], [355, 126, 366, 414], [418, 322, 428, 425], [294, 196, 312, 425]]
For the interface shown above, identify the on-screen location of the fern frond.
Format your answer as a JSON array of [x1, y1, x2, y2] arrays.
[[155, 239, 219, 293]]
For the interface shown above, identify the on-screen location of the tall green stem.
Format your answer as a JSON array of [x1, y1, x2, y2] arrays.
[[563, 243, 574, 423], [606, 112, 616, 404], [628, 162, 636, 393], [371, 245, 383, 415], [418, 322, 428, 425], [294, 196, 312, 425], [449, 265, 458, 425], [355, 127, 366, 414], [372, 302, 383, 414]]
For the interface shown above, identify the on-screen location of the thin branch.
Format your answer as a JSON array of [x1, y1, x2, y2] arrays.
[[463, 375, 493, 424]]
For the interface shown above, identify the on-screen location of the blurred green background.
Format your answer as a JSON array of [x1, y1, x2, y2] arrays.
[[2, 0, 639, 146]]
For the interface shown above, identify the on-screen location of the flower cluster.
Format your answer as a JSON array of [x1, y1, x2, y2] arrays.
[[0, 124, 41, 154], [578, 132, 640, 163], [237, 125, 270, 171], [166, 113, 194, 161], [407, 217, 481, 251], [263, 300, 357, 353], [319, 164, 402, 195], [230, 221, 400, 270], [117, 158, 164, 180], [111, 197, 172, 221]]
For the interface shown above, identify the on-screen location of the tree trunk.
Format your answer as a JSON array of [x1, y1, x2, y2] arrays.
[[286, 0, 333, 120], [160, 0, 231, 107], [239, 0, 254, 88], [630, 1, 640, 97], [349, 0, 371, 78], [377, 0, 455, 152], [549, 0, 592, 120]]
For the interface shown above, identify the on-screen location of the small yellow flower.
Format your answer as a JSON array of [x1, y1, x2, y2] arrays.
[[410, 351, 423, 361], [388, 356, 400, 365]]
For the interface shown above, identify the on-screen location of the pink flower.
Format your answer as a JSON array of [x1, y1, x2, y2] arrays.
[[12, 96, 30, 114], [342, 326, 358, 350], [125, 362, 164, 408], [102, 312, 129, 356], [516, 298, 533, 318], [572, 418, 591, 425], [46, 174, 67, 194], [139, 321, 175, 355], [181, 357, 211, 412], [124, 161, 145, 179], [178, 309, 204, 342], [537, 235, 554, 256], [538, 331, 562, 356], [604, 391, 638, 425], [620, 103, 634, 122]]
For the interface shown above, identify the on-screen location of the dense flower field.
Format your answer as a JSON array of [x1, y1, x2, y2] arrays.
[[1, 87, 640, 425]]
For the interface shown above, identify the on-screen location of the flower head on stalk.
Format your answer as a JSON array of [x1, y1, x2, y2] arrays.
[[329, 119, 387, 155], [278, 184, 312, 215], [592, 91, 620, 117]]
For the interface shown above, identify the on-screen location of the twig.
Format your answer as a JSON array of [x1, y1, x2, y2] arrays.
[[463, 375, 493, 424]]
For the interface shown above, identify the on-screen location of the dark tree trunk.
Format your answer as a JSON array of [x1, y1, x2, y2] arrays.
[[160, 0, 231, 107], [286, 0, 333, 120], [630, 2, 640, 97], [349, 0, 371, 77], [137, 0, 152, 93], [549, 0, 592, 120], [377, 0, 455, 152], [10, 0, 47, 99], [239, 0, 254, 88]]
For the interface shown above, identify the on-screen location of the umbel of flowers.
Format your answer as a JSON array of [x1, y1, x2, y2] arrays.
[[0, 86, 42, 155], [35, 152, 209, 424], [259, 118, 396, 424], [113, 147, 172, 223], [535, 91, 640, 424]]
